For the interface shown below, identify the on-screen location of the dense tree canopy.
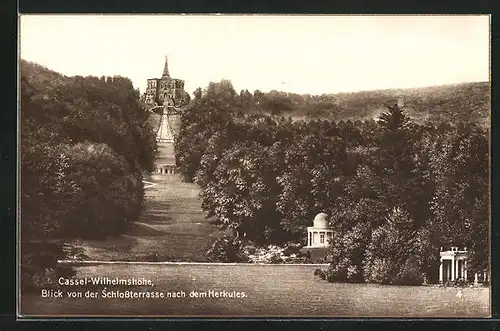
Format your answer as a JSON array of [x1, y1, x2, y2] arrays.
[[178, 82, 490, 126], [176, 80, 490, 283], [20, 60, 157, 290]]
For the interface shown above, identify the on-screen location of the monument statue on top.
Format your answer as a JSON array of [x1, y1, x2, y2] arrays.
[[141, 56, 190, 143], [141, 56, 189, 107]]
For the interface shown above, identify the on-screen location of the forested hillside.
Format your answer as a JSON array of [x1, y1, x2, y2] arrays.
[[20, 59, 157, 291], [176, 80, 490, 285], [231, 82, 489, 127]]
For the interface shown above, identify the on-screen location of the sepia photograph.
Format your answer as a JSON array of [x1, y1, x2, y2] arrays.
[[18, 14, 491, 318]]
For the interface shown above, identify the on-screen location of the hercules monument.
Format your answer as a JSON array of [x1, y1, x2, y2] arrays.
[[141, 56, 190, 174]]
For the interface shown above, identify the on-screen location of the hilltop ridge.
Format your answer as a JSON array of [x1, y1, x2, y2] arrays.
[[246, 81, 490, 127], [20, 59, 490, 128]]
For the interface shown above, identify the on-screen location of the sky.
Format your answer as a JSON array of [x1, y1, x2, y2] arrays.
[[19, 15, 490, 96]]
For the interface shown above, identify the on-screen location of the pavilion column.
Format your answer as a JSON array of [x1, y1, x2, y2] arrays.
[[439, 258, 443, 282], [464, 260, 469, 279], [451, 256, 455, 281]]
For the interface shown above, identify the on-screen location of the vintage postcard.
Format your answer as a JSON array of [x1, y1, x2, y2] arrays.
[[18, 14, 491, 318]]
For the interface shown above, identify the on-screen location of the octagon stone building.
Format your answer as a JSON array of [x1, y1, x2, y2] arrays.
[[141, 56, 189, 107]]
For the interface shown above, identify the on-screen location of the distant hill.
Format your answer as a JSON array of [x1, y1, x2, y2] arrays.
[[255, 82, 490, 128], [332, 82, 490, 127], [19, 59, 68, 91], [20, 59, 490, 128]]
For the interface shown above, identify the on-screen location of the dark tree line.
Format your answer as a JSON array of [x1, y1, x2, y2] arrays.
[[219, 82, 490, 124], [175, 80, 489, 284], [20, 60, 157, 290]]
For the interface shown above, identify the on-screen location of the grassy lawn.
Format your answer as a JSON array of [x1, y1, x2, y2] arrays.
[[71, 142, 222, 262], [20, 264, 490, 317]]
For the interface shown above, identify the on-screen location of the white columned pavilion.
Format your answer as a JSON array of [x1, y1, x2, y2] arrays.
[[305, 213, 334, 248], [156, 164, 175, 175], [439, 247, 469, 283]]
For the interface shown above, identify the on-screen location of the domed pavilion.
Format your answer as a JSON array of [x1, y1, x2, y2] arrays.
[[306, 213, 334, 248], [300, 213, 334, 262]]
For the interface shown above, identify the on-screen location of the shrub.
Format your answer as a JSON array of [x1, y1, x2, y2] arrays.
[[314, 268, 326, 280], [241, 243, 257, 255], [268, 252, 283, 264], [395, 255, 425, 285], [282, 242, 302, 256], [326, 220, 372, 283], [326, 259, 349, 282], [363, 207, 426, 285], [21, 242, 86, 293], [206, 235, 248, 263], [346, 265, 364, 283]]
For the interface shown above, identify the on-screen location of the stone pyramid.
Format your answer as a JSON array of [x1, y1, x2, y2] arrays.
[[157, 113, 175, 143]]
